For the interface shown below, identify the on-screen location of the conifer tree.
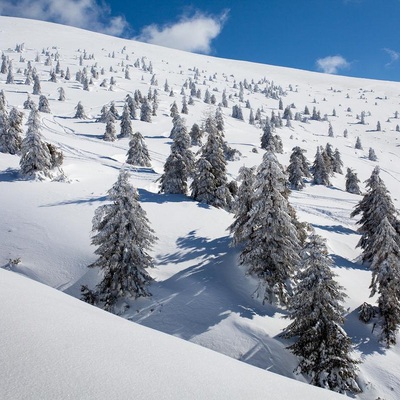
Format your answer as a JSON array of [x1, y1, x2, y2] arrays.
[[74, 101, 87, 119], [312, 147, 331, 185], [355, 136, 362, 150], [140, 99, 152, 122], [369, 217, 400, 347], [19, 107, 53, 179], [38, 95, 51, 113], [232, 104, 244, 120], [189, 123, 202, 146], [119, 104, 133, 138], [345, 168, 361, 195], [160, 117, 194, 194], [58, 87, 65, 101], [32, 74, 41, 95], [351, 167, 399, 263], [332, 148, 343, 174], [287, 155, 306, 190], [191, 118, 232, 210], [287, 147, 310, 190], [283, 234, 360, 394], [82, 169, 157, 311], [126, 132, 151, 167], [261, 119, 282, 152], [103, 114, 116, 142], [368, 147, 378, 161], [238, 151, 301, 305], [229, 166, 256, 246], [0, 107, 23, 155]]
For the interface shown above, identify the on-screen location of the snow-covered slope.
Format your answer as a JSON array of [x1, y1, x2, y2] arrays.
[[1, 16, 400, 399], [0, 268, 345, 400]]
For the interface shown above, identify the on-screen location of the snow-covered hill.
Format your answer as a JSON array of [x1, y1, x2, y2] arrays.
[[1, 16, 400, 399]]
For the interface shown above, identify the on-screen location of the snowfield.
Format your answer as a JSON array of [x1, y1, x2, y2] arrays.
[[1, 16, 400, 399]]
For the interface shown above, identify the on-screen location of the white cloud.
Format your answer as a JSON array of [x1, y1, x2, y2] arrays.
[[316, 55, 350, 74], [0, 0, 129, 36], [383, 48, 400, 67], [136, 11, 228, 54]]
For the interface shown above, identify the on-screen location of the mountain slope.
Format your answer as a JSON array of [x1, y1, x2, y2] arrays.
[[1, 16, 400, 399]]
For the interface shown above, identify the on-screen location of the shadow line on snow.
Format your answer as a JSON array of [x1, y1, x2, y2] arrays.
[[331, 254, 368, 271], [127, 231, 279, 342], [312, 223, 357, 235], [40, 195, 108, 207]]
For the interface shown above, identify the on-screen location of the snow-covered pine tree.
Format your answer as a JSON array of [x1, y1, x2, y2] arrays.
[[19, 107, 53, 179], [355, 136, 362, 150], [38, 95, 51, 113], [191, 117, 232, 210], [123, 128, 147, 164], [103, 113, 116, 142], [287, 154, 306, 190], [232, 104, 244, 120], [332, 148, 343, 174], [287, 147, 310, 190], [312, 147, 331, 186], [74, 101, 87, 119], [58, 87, 65, 101], [119, 104, 133, 138], [82, 169, 157, 311], [238, 151, 301, 305], [125, 94, 136, 120], [0, 107, 23, 155], [368, 147, 378, 161], [345, 168, 362, 195], [32, 73, 41, 95], [181, 96, 188, 114], [229, 166, 256, 246], [140, 99, 152, 122], [369, 217, 400, 347], [23, 95, 35, 110], [189, 123, 202, 146], [159, 117, 194, 194], [282, 234, 360, 394], [351, 166, 399, 263], [260, 119, 282, 152]]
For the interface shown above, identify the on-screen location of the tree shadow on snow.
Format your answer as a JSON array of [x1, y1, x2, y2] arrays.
[[127, 231, 278, 341], [138, 188, 191, 204], [40, 195, 108, 207], [331, 254, 368, 271], [313, 223, 357, 235], [0, 168, 24, 182], [344, 308, 386, 356]]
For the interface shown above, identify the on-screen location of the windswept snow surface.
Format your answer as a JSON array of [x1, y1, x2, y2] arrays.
[[0, 269, 345, 400], [1, 16, 400, 399]]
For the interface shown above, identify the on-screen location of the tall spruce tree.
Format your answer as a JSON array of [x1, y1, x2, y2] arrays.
[[191, 117, 232, 210], [287, 147, 310, 190], [369, 217, 400, 347], [229, 166, 256, 246], [19, 107, 53, 179], [159, 117, 194, 194], [0, 106, 23, 155], [126, 132, 151, 167], [82, 169, 157, 311], [351, 166, 399, 263], [345, 168, 362, 195], [238, 151, 301, 305], [312, 147, 331, 186], [119, 103, 133, 138], [283, 234, 360, 394]]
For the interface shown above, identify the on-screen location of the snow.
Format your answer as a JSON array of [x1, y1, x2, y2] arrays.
[[1, 15, 400, 399], [0, 269, 344, 400]]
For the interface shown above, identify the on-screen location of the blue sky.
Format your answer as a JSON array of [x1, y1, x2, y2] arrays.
[[1, 0, 399, 82]]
